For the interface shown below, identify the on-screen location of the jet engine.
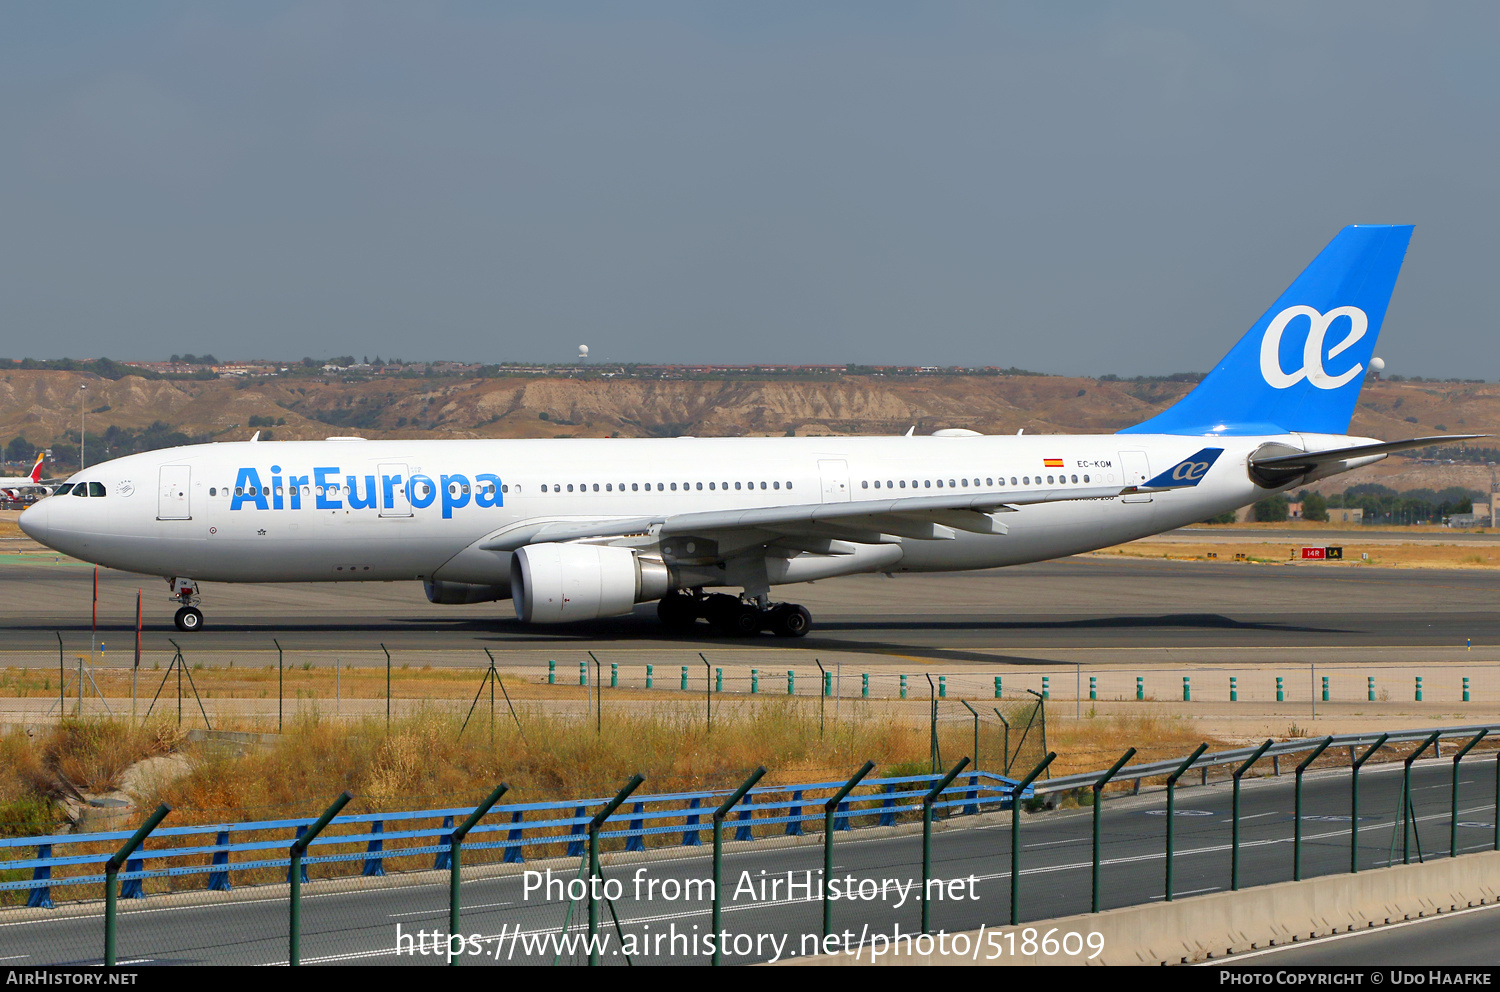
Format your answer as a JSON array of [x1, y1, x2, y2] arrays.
[[511, 543, 672, 623]]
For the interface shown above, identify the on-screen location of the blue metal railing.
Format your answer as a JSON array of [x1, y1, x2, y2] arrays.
[[2, 770, 1028, 908]]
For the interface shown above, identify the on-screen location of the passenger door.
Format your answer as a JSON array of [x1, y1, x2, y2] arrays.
[[157, 465, 191, 520], [818, 459, 850, 503], [378, 463, 412, 517]]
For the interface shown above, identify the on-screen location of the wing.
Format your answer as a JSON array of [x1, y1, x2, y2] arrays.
[[480, 465, 1211, 553]]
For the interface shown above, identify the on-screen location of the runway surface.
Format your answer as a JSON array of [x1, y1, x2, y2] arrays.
[[2, 554, 1498, 667], [3, 759, 1495, 966]]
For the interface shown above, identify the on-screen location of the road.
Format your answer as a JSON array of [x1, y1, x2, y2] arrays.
[[3, 757, 1496, 966]]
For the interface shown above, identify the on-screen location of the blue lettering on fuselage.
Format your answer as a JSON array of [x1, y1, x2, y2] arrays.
[[227, 466, 502, 516]]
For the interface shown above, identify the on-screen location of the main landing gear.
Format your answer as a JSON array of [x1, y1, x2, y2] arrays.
[[657, 591, 812, 638], [168, 577, 204, 632]]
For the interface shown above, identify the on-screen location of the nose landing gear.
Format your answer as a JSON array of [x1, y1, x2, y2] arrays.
[[657, 591, 812, 637], [168, 577, 204, 632]]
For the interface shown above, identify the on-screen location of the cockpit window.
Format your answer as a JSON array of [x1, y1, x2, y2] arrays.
[[72, 484, 89, 497], [88, 482, 106, 497], [53, 483, 74, 496]]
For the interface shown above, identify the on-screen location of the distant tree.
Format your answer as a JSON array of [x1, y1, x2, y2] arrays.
[[1199, 511, 1237, 524], [6, 436, 36, 463], [302, 357, 318, 368], [1254, 495, 1289, 522], [1301, 491, 1329, 522]]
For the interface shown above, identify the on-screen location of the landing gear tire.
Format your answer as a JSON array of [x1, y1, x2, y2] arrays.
[[174, 606, 204, 632], [770, 604, 812, 638], [725, 605, 762, 637], [657, 593, 700, 630]]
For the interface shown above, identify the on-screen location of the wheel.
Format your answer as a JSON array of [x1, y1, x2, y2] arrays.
[[174, 606, 203, 631], [723, 605, 763, 637], [770, 604, 811, 638], [657, 593, 699, 629]]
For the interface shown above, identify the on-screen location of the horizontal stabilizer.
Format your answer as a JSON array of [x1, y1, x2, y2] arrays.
[[1250, 435, 1486, 474]]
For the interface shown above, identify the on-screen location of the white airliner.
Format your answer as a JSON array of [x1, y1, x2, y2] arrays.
[[19, 225, 1479, 634], [0, 453, 46, 492]]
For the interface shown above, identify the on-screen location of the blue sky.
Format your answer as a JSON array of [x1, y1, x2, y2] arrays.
[[2, 2, 1495, 377]]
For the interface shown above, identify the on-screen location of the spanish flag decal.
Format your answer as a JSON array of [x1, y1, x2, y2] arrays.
[[1043, 458, 1064, 468]]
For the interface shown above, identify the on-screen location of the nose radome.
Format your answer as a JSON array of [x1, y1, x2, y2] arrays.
[[18, 500, 48, 543]]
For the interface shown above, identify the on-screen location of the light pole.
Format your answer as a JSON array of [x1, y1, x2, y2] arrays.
[[79, 384, 87, 469]]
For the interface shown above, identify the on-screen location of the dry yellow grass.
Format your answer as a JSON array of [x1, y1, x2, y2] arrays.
[[1097, 541, 1499, 568]]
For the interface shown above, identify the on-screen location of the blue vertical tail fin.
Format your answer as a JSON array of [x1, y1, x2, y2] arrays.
[[1120, 224, 1413, 437]]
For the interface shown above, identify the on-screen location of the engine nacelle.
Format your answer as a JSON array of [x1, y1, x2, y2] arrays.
[[423, 580, 510, 605], [511, 543, 671, 623]]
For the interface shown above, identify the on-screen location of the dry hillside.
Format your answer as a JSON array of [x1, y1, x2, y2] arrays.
[[2, 369, 1495, 493]]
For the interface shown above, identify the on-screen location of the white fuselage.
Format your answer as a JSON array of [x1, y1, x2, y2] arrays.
[[18, 432, 1355, 592]]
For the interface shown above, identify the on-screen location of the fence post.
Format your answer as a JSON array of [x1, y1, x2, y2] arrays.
[[589, 774, 645, 967], [1367, 676, 1375, 702], [1183, 677, 1190, 702], [992, 707, 1011, 776], [1089, 676, 1097, 701], [625, 802, 646, 852], [208, 829, 233, 890], [27, 844, 53, 909], [1231, 740, 1274, 891], [1351, 734, 1388, 873], [647, 664, 654, 689], [824, 761, 876, 939], [681, 665, 688, 691], [1322, 676, 1330, 702], [1136, 676, 1143, 701], [750, 668, 757, 694], [611, 662, 618, 688], [1009, 752, 1056, 926], [448, 782, 509, 966], [1294, 737, 1334, 880], [288, 791, 352, 967], [713, 768, 765, 966], [1164, 744, 1209, 902], [683, 798, 704, 847], [921, 758, 970, 935], [1230, 676, 1237, 702], [1403, 731, 1442, 864], [104, 804, 171, 966], [1276, 677, 1284, 702], [1092, 748, 1136, 913], [505, 811, 526, 863], [1451, 731, 1486, 859]]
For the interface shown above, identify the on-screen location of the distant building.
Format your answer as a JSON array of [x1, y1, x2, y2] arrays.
[[1327, 507, 1363, 524]]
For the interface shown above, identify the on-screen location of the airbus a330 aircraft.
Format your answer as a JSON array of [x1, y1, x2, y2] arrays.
[[19, 225, 1478, 634], [0, 453, 46, 492]]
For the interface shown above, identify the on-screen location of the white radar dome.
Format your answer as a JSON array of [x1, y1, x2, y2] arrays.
[[1369, 356, 1385, 372], [578, 345, 590, 359]]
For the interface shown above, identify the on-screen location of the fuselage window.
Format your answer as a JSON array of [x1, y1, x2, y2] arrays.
[[886, 480, 893, 488], [567, 484, 574, 492], [670, 483, 677, 491], [209, 487, 216, 496], [1011, 477, 1018, 486], [1022, 477, 1029, 485], [924, 480, 931, 488], [301, 485, 310, 496], [936, 479, 943, 488], [862, 481, 870, 489], [986, 478, 993, 486], [709, 482, 716, 490], [276, 486, 284, 497], [899, 480, 906, 488], [592, 483, 599, 492], [787, 482, 793, 489], [631, 483, 638, 491], [1083, 474, 1089, 483], [696, 482, 703, 490], [774, 481, 780, 489], [1048, 475, 1055, 484], [735, 482, 741, 490], [541, 484, 548, 492], [1071, 474, 1078, 484], [502, 484, 510, 493], [961, 479, 968, 487]]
